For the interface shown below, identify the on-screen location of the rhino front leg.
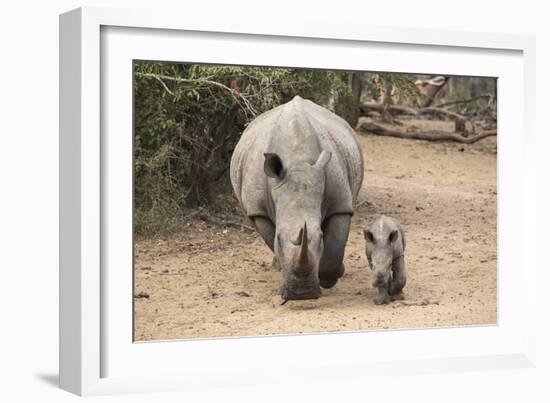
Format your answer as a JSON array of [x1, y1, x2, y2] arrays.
[[251, 216, 280, 270], [389, 257, 406, 296], [319, 214, 351, 289], [251, 216, 275, 251], [373, 284, 391, 305]]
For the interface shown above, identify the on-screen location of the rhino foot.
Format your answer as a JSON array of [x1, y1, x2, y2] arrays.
[[390, 291, 405, 301], [320, 276, 338, 289], [319, 264, 345, 289], [388, 278, 405, 296], [373, 294, 391, 305], [373, 286, 391, 305]]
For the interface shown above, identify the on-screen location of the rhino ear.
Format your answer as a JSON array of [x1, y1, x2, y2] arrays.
[[364, 230, 375, 244], [264, 153, 284, 179], [314, 150, 332, 169]]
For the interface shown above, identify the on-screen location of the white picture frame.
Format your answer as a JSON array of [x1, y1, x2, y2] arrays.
[[59, 6, 537, 396]]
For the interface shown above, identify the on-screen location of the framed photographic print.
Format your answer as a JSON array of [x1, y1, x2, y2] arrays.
[[59, 6, 537, 396]]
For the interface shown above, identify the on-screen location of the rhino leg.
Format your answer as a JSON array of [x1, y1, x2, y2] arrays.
[[389, 257, 406, 296], [373, 284, 391, 305], [319, 214, 351, 288], [251, 216, 280, 270], [251, 216, 282, 270], [252, 216, 276, 251]]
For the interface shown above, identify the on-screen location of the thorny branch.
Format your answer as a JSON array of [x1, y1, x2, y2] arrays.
[[135, 72, 259, 117]]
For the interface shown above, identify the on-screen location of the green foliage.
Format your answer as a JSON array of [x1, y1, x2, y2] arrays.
[[134, 61, 496, 237], [134, 62, 356, 235], [445, 76, 497, 112], [364, 72, 496, 112]]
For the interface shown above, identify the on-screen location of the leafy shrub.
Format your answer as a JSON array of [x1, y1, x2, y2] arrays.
[[134, 62, 357, 235]]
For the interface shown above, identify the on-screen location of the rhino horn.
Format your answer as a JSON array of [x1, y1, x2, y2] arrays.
[[290, 227, 303, 246], [292, 222, 312, 275]]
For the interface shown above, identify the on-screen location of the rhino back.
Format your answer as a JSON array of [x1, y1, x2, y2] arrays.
[[230, 96, 364, 219], [303, 98, 364, 202]]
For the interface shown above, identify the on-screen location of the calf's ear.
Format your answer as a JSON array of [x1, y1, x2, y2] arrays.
[[363, 230, 375, 244], [314, 150, 332, 169], [264, 153, 284, 179]]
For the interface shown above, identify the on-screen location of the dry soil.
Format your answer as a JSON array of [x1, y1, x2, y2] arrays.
[[134, 120, 497, 341]]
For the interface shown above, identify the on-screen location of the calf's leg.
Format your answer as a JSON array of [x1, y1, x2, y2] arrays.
[[389, 257, 406, 296], [373, 284, 391, 305]]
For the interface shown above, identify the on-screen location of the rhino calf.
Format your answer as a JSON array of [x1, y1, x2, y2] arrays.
[[363, 215, 406, 305]]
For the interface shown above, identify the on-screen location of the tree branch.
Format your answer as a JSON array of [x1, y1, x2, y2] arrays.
[[150, 74, 175, 96], [135, 72, 259, 116], [357, 119, 496, 144], [436, 94, 492, 108], [360, 102, 419, 116]]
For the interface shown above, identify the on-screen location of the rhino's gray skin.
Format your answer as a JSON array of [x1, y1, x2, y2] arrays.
[[363, 215, 406, 305], [230, 96, 364, 301]]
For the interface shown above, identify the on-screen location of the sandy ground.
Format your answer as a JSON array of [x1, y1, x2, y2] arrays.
[[134, 120, 497, 341]]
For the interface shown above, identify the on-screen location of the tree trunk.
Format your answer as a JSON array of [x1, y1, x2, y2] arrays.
[[381, 80, 394, 123], [351, 73, 363, 102], [421, 77, 449, 107]]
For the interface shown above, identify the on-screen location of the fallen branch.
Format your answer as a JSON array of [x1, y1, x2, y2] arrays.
[[436, 94, 492, 108], [361, 102, 467, 122], [418, 107, 465, 122], [418, 107, 470, 132], [358, 120, 496, 144], [360, 102, 418, 116], [360, 103, 471, 133]]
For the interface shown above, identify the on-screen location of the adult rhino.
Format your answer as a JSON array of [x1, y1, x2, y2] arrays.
[[230, 96, 364, 301]]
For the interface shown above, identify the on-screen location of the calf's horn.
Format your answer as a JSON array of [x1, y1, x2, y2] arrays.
[[291, 227, 303, 246]]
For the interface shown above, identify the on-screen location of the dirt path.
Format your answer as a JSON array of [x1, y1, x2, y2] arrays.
[[134, 123, 497, 341]]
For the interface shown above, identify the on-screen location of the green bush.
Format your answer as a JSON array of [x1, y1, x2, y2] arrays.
[[133, 62, 357, 235]]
